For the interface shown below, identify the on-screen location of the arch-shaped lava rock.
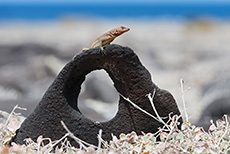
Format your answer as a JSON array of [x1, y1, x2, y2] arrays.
[[13, 44, 182, 146]]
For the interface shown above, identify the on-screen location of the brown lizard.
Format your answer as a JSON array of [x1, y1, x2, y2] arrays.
[[82, 26, 130, 51]]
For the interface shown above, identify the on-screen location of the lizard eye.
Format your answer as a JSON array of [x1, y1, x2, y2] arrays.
[[120, 26, 130, 31]]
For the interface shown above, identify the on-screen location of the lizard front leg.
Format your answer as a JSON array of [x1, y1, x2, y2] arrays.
[[97, 39, 107, 56]]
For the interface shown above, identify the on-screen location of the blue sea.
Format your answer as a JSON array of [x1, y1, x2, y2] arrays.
[[0, 2, 230, 21]]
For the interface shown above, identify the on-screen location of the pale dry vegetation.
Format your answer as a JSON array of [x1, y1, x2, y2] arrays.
[[1, 83, 230, 153]]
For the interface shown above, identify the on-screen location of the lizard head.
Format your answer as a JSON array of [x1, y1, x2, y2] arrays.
[[112, 26, 130, 36]]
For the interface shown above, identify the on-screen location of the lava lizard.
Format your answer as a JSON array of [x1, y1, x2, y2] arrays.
[[73, 26, 130, 59]]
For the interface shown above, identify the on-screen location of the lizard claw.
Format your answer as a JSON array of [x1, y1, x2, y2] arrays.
[[99, 46, 106, 56], [72, 53, 77, 60]]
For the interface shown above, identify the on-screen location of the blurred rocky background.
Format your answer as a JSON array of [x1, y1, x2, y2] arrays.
[[0, 0, 230, 129]]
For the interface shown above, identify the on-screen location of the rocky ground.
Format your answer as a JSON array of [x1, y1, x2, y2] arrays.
[[0, 19, 229, 128]]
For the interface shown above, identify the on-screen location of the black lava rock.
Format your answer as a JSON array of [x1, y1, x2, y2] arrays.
[[13, 44, 182, 146]]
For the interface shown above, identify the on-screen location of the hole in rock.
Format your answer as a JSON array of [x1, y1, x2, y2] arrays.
[[78, 70, 119, 122]]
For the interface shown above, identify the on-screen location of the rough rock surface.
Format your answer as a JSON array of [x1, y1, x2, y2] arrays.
[[14, 44, 182, 146]]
